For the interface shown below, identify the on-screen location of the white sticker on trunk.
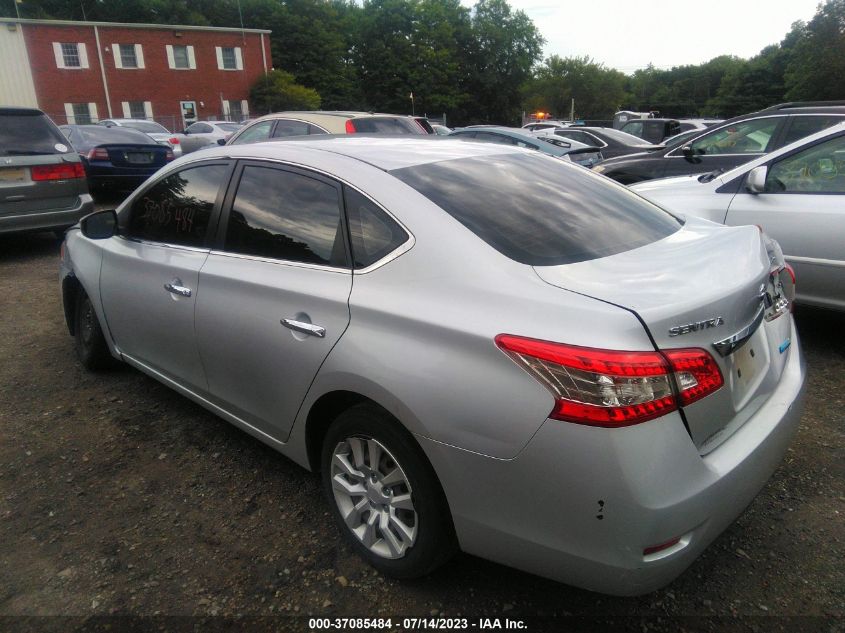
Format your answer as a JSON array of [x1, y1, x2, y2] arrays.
[[55, 143, 69, 153]]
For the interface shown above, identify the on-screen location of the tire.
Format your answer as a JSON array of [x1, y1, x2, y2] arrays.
[[321, 403, 457, 578], [74, 289, 115, 371]]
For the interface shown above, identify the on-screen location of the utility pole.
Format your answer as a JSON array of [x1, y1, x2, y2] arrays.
[[570, 98, 575, 122], [409, 92, 415, 116]]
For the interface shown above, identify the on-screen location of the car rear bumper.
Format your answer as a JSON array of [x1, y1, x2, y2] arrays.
[[419, 318, 806, 595], [0, 194, 94, 235]]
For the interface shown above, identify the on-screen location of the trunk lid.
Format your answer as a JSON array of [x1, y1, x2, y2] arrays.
[[0, 153, 84, 216], [534, 216, 793, 453]]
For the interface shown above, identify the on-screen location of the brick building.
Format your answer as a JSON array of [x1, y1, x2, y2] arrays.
[[0, 18, 271, 132]]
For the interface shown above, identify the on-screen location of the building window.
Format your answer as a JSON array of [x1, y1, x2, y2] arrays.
[[128, 101, 147, 119], [227, 100, 243, 121], [119, 44, 138, 68], [216, 46, 242, 70], [173, 45, 190, 69], [72, 103, 92, 124], [61, 43, 81, 67], [221, 47, 237, 70]]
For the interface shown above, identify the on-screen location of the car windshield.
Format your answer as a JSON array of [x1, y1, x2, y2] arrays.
[[74, 127, 154, 145], [0, 110, 69, 156], [392, 153, 681, 266], [122, 121, 169, 134]]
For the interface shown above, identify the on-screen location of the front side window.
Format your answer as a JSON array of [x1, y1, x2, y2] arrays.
[[392, 153, 681, 266], [622, 121, 644, 138], [61, 43, 80, 67], [127, 164, 227, 246], [221, 47, 237, 70], [173, 45, 190, 69], [224, 165, 347, 267], [690, 118, 781, 156], [766, 134, 845, 194], [232, 121, 273, 144], [344, 187, 408, 269], [119, 44, 138, 68], [272, 119, 310, 137]]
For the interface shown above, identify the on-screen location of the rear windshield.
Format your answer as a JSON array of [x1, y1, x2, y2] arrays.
[[0, 110, 68, 156], [391, 153, 682, 266], [121, 121, 169, 134], [216, 123, 241, 132], [351, 117, 422, 134], [595, 128, 655, 146], [75, 127, 154, 145]]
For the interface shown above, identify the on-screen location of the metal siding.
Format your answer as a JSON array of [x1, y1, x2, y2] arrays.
[[0, 25, 38, 107]]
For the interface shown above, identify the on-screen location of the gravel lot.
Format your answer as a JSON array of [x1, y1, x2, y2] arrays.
[[1, 231, 843, 631]]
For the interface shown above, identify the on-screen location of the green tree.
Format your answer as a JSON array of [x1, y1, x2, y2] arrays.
[[249, 69, 321, 114], [523, 55, 629, 120], [467, 0, 543, 124], [785, 0, 845, 100]]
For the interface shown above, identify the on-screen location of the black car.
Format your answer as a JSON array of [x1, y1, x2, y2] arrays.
[[60, 125, 173, 194], [534, 126, 663, 159], [594, 102, 845, 184], [619, 118, 681, 144]]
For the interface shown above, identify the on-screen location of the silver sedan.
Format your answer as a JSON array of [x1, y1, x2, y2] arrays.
[[631, 122, 845, 311], [59, 137, 806, 595]]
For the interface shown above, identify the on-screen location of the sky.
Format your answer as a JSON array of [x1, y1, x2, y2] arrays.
[[468, 0, 823, 73]]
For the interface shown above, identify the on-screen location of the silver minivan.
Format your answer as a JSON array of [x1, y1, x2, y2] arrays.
[[0, 107, 93, 236]]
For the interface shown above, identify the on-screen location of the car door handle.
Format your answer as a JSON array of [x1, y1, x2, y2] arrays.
[[281, 318, 326, 338], [164, 282, 192, 297]]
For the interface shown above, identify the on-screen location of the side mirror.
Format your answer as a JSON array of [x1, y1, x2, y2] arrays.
[[217, 138, 226, 146], [80, 209, 117, 239], [746, 165, 768, 194], [681, 145, 694, 157]]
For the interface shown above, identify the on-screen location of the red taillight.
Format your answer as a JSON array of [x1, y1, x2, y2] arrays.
[[784, 263, 796, 285], [31, 162, 86, 181], [165, 149, 175, 161], [495, 335, 723, 427], [345, 119, 357, 133], [87, 147, 110, 161], [169, 136, 180, 145], [663, 348, 723, 406]]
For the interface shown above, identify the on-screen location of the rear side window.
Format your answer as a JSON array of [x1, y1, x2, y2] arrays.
[[1, 110, 69, 156], [391, 153, 681, 266], [224, 165, 347, 267], [781, 115, 844, 146], [272, 119, 310, 137], [350, 117, 421, 134], [127, 164, 226, 246], [344, 186, 408, 268]]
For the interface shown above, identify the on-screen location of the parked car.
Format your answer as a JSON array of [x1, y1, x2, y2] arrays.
[[227, 111, 427, 145], [632, 122, 845, 311], [531, 126, 663, 159], [431, 124, 452, 136], [177, 120, 243, 153], [594, 102, 845, 184], [522, 120, 571, 131], [620, 118, 681, 144], [98, 118, 183, 157], [0, 107, 93, 236], [61, 137, 804, 595], [450, 126, 603, 167], [60, 125, 174, 194]]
